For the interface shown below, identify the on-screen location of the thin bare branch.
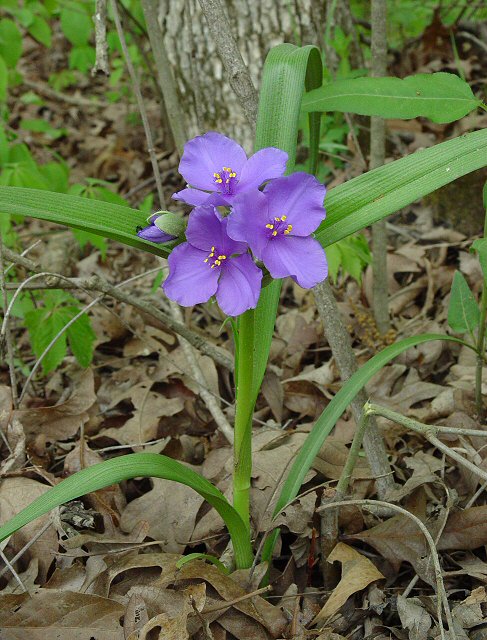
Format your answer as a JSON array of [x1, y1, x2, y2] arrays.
[[197, 0, 258, 132], [168, 300, 234, 444], [92, 0, 110, 76]]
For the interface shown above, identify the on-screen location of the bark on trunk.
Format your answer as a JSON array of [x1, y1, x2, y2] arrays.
[[156, 0, 327, 149]]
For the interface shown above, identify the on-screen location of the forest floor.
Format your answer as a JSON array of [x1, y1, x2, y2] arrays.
[[1, 10, 487, 640]]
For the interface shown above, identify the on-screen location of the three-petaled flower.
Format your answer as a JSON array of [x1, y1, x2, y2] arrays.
[[163, 205, 262, 317], [227, 173, 328, 289], [173, 132, 288, 207]]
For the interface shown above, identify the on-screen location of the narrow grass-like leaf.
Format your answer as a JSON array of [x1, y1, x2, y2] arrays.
[[302, 73, 481, 123], [0, 187, 168, 257], [447, 271, 480, 334], [261, 333, 468, 563], [251, 43, 322, 403], [317, 128, 487, 249], [0, 453, 253, 569]]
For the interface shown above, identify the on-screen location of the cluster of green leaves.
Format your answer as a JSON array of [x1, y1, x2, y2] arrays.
[[0, 0, 157, 376], [448, 185, 487, 340]]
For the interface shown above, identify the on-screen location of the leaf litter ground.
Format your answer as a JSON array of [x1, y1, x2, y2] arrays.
[[1, 12, 487, 640]]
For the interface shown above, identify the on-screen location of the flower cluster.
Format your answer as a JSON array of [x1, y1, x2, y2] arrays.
[[137, 132, 328, 317]]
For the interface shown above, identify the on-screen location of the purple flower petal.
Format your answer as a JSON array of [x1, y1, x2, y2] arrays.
[[185, 206, 248, 257], [263, 173, 326, 235], [237, 147, 288, 192], [185, 205, 224, 251], [137, 223, 175, 243], [163, 242, 219, 306], [178, 132, 247, 191], [262, 235, 328, 289], [227, 190, 271, 259], [216, 253, 262, 316], [172, 187, 212, 206]]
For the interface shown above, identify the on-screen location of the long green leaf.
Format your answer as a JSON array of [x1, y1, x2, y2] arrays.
[[317, 128, 487, 249], [0, 187, 169, 257], [251, 43, 322, 403], [302, 73, 481, 123], [0, 453, 253, 569], [261, 333, 467, 563]]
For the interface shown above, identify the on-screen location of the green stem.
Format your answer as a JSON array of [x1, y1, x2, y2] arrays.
[[233, 309, 255, 548]]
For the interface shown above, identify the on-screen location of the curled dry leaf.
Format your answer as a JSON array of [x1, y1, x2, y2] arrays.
[[396, 595, 432, 640], [0, 589, 125, 638], [101, 384, 185, 445], [15, 369, 96, 441], [0, 477, 58, 583], [312, 543, 384, 626]]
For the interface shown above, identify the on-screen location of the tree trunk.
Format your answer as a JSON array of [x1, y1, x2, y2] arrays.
[[156, 0, 327, 148]]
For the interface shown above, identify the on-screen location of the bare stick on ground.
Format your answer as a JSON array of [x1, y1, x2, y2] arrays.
[[370, 0, 390, 334], [169, 300, 234, 444], [2, 250, 234, 371], [316, 499, 453, 638]]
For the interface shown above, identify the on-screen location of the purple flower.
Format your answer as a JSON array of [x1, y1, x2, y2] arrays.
[[163, 205, 262, 316], [173, 132, 288, 207], [227, 173, 328, 289], [137, 214, 176, 244]]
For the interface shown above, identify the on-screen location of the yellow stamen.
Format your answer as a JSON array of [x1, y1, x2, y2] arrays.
[[215, 178, 222, 184], [204, 258, 209, 263], [265, 223, 274, 229], [211, 264, 216, 269], [213, 172, 220, 178], [211, 246, 215, 251], [215, 260, 221, 266], [272, 230, 278, 236], [274, 216, 281, 222], [281, 215, 287, 221], [218, 255, 226, 260]]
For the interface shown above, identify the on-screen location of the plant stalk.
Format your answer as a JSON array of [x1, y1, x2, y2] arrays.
[[233, 309, 255, 541], [475, 183, 487, 420]]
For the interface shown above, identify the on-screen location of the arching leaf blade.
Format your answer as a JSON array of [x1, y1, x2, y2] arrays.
[[0, 453, 253, 569]]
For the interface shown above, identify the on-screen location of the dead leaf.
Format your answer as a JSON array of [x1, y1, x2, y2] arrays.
[[396, 595, 432, 640], [120, 478, 204, 553], [312, 543, 384, 625], [124, 592, 149, 640], [15, 370, 96, 441], [438, 506, 487, 551], [101, 384, 184, 445], [0, 477, 58, 583], [0, 589, 125, 638]]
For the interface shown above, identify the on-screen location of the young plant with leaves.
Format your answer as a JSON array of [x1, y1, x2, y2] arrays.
[[448, 181, 487, 419], [0, 42, 487, 577]]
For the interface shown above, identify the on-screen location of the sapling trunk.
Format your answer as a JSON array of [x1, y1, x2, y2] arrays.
[[370, 0, 390, 335], [475, 182, 487, 420]]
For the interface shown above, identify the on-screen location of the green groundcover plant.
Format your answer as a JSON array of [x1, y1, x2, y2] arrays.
[[0, 43, 487, 572]]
